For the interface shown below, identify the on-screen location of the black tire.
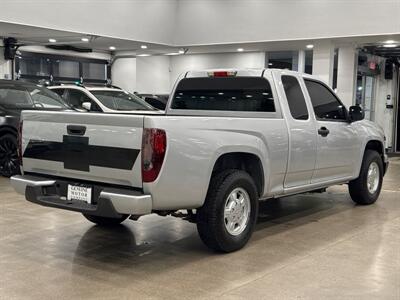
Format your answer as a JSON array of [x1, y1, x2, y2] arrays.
[[197, 169, 259, 253], [83, 214, 129, 226], [0, 134, 20, 177], [349, 150, 383, 205]]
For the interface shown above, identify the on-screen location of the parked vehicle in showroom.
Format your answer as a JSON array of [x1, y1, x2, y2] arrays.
[[0, 80, 69, 177], [12, 69, 388, 252], [138, 93, 169, 110], [49, 84, 156, 113]]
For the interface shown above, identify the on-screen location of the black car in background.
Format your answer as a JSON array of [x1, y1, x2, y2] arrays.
[[0, 80, 69, 177], [138, 94, 169, 110]]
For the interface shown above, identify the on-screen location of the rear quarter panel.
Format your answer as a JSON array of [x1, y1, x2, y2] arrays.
[[144, 116, 289, 210]]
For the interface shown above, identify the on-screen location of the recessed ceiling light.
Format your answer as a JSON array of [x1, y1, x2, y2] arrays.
[[48, 38, 57, 43], [81, 37, 89, 42], [384, 40, 395, 44], [383, 44, 398, 48], [141, 45, 147, 49], [109, 46, 116, 50], [306, 44, 314, 49], [237, 48, 244, 52]]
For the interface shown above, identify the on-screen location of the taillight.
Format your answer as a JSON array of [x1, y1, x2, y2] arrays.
[[141, 128, 166, 183], [18, 120, 23, 166]]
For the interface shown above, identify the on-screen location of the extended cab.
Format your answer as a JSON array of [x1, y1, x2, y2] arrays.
[[11, 69, 388, 252]]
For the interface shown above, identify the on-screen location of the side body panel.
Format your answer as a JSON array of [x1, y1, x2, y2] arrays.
[[272, 71, 318, 188], [311, 120, 361, 182], [143, 116, 289, 210]]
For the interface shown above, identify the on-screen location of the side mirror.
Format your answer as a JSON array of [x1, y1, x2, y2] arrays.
[[348, 105, 364, 122], [82, 102, 92, 111]]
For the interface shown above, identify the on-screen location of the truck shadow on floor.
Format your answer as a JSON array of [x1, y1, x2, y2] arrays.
[[71, 189, 365, 267]]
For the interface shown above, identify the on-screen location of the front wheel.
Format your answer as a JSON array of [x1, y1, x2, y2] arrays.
[[83, 214, 129, 226], [349, 150, 383, 205], [196, 170, 259, 252]]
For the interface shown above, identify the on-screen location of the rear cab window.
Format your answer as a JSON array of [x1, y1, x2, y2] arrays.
[[170, 77, 276, 114]]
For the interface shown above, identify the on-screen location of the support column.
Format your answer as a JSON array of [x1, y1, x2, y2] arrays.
[[0, 55, 12, 80], [298, 50, 306, 73], [312, 40, 335, 87], [336, 45, 358, 108]]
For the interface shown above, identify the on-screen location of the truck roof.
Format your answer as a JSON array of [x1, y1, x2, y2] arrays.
[[184, 68, 315, 79]]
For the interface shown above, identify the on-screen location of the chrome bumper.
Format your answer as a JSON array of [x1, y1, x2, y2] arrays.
[[10, 175, 152, 216]]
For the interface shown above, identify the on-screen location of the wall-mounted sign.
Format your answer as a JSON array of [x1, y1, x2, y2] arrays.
[[386, 94, 393, 109]]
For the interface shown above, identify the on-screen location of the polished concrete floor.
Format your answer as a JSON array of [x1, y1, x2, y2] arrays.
[[1, 160, 399, 300]]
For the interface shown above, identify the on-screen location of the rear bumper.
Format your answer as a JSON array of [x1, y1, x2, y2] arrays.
[[10, 175, 152, 218]]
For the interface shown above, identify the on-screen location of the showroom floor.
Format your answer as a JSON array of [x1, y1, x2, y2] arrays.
[[1, 160, 399, 300]]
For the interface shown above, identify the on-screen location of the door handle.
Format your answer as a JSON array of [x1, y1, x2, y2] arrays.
[[318, 126, 330, 137], [67, 125, 86, 136]]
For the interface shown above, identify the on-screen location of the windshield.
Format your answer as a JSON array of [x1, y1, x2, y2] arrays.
[[91, 90, 156, 111], [0, 84, 67, 109]]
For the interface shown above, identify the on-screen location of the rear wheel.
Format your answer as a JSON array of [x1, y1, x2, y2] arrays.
[[0, 134, 20, 177], [83, 214, 129, 226], [197, 170, 259, 252], [349, 150, 383, 205]]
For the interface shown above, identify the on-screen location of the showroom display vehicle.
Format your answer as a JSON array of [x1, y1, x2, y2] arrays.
[[0, 80, 69, 177], [12, 69, 388, 252], [49, 84, 157, 113]]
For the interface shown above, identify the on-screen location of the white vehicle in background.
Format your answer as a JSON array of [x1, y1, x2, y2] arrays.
[[49, 84, 156, 113], [12, 69, 388, 253]]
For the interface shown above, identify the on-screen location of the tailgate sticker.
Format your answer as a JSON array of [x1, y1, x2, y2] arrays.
[[23, 136, 139, 172]]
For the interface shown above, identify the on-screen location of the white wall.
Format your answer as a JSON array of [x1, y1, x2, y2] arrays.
[[0, 53, 12, 79], [374, 63, 397, 150], [136, 56, 171, 94], [111, 58, 137, 93], [3, 0, 397, 46], [169, 52, 265, 88], [175, 0, 400, 45], [112, 55, 171, 94], [0, 0, 178, 45]]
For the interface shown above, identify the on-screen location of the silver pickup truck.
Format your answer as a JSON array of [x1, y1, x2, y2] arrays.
[[11, 69, 388, 252]]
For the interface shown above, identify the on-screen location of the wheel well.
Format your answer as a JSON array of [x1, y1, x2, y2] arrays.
[[211, 152, 264, 197], [0, 126, 17, 138], [365, 140, 384, 160]]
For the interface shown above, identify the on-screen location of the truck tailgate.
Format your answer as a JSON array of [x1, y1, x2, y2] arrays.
[[21, 111, 143, 188]]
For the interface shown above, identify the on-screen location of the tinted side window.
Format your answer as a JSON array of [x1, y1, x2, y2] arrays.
[[281, 76, 309, 120], [52, 88, 66, 97], [67, 90, 101, 111], [171, 77, 275, 112], [0, 86, 32, 108], [304, 80, 347, 120]]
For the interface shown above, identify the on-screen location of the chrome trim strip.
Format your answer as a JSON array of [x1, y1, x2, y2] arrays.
[[10, 175, 56, 195]]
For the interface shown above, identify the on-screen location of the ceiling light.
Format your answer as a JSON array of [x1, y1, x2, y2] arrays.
[[383, 44, 398, 48], [137, 54, 150, 57], [178, 50, 185, 54], [109, 46, 116, 50], [237, 48, 244, 52], [141, 45, 147, 49], [306, 44, 314, 49], [165, 52, 180, 56], [384, 40, 395, 44], [81, 37, 89, 42], [48, 38, 57, 43]]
